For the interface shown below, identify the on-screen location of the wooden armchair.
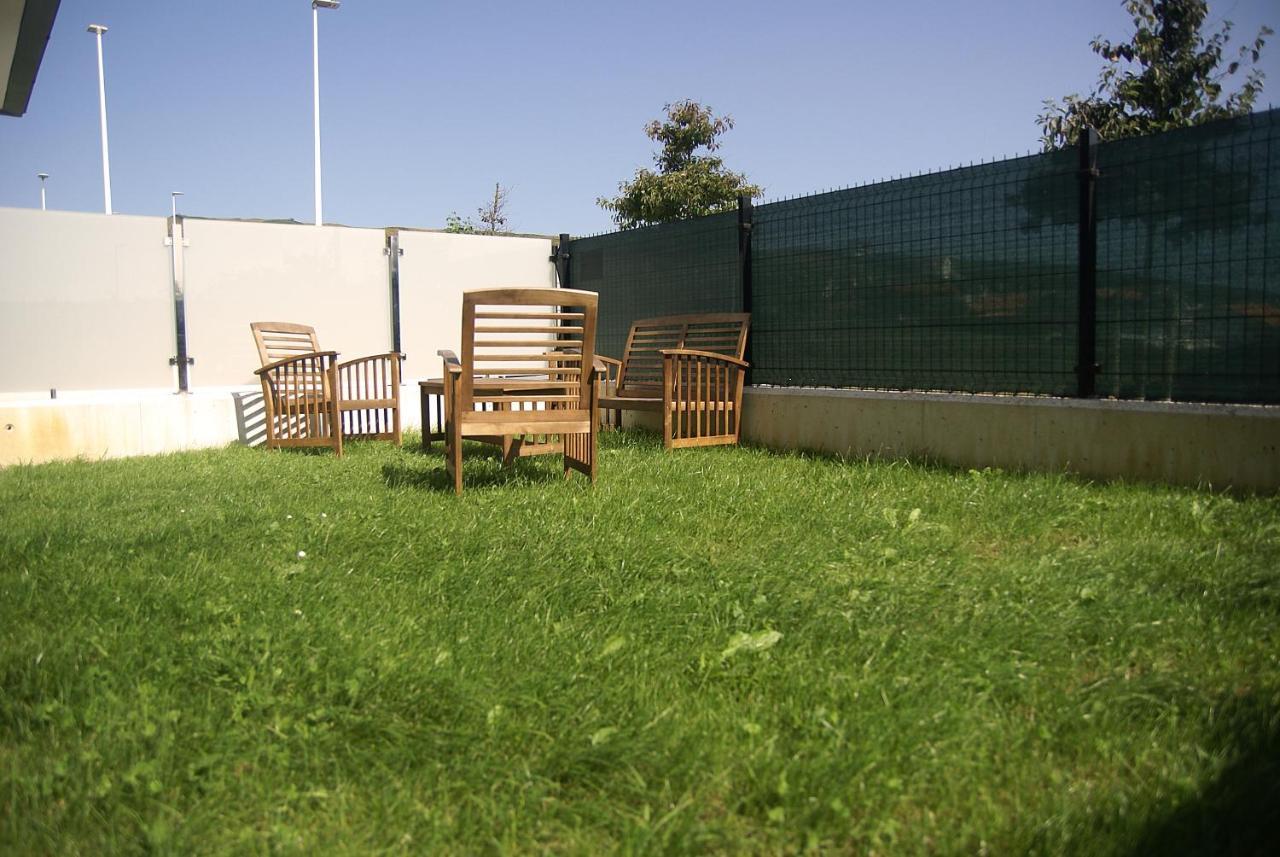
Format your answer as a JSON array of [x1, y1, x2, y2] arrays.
[[438, 288, 600, 495], [250, 322, 404, 455], [596, 313, 750, 449]]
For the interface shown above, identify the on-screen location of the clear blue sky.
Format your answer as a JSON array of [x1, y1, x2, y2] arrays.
[[2, 0, 1276, 235]]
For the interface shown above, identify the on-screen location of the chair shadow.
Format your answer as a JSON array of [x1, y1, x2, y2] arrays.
[[382, 444, 566, 492], [231, 391, 267, 447], [1121, 691, 1280, 856]]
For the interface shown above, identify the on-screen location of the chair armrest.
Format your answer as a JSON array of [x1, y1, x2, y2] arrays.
[[659, 348, 749, 368], [337, 351, 404, 371], [594, 355, 622, 371], [254, 350, 339, 376], [438, 349, 463, 376]]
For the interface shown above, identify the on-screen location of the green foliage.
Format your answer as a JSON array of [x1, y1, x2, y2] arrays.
[[599, 100, 763, 229], [444, 211, 475, 234], [1040, 0, 1272, 150], [2, 433, 1278, 852]]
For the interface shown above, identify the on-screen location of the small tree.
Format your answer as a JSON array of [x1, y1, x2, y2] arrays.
[[444, 212, 476, 234], [1039, 0, 1271, 150], [598, 100, 762, 229], [476, 182, 511, 234]]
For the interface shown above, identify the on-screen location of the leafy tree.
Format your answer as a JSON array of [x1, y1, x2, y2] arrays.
[[444, 211, 476, 234], [598, 100, 762, 229], [1039, 0, 1271, 150]]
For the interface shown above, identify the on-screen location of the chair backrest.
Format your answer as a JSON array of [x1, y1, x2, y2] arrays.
[[459, 288, 598, 414], [250, 321, 321, 366], [615, 313, 750, 398]]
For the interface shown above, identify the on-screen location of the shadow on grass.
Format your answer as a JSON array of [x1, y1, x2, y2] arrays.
[[381, 445, 569, 493], [1123, 691, 1280, 856]]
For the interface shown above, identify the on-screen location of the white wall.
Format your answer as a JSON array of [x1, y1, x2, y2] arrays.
[[183, 219, 394, 387], [0, 209, 558, 396], [398, 230, 555, 381], [0, 207, 173, 394]]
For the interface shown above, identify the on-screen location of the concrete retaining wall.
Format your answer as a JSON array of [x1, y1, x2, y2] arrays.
[[740, 388, 1280, 493], [3, 383, 1276, 494]]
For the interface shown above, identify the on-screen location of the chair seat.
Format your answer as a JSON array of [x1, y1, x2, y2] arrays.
[[460, 408, 592, 436]]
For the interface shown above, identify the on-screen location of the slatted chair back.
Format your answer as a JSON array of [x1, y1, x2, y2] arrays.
[[615, 313, 750, 398], [251, 322, 321, 367], [442, 288, 600, 493], [457, 289, 597, 423]]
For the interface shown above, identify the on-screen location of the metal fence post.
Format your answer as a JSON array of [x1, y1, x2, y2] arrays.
[[1077, 128, 1100, 398], [553, 232, 571, 288], [738, 195, 754, 385], [385, 228, 403, 354], [166, 214, 193, 393]]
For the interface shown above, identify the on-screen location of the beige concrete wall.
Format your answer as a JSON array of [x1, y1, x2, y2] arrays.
[[0, 392, 243, 465], [183, 219, 393, 387], [740, 388, 1280, 493], [0, 207, 174, 394], [397, 231, 555, 382]]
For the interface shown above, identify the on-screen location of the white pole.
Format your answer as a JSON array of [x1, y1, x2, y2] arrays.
[[38, 173, 48, 210], [171, 191, 184, 219], [88, 25, 112, 215], [312, 5, 322, 226]]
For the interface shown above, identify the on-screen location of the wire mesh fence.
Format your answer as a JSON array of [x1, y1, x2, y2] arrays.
[[567, 109, 1280, 404], [751, 150, 1079, 393], [567, 212, 740, 359], [1094, 111, 1279, 403]]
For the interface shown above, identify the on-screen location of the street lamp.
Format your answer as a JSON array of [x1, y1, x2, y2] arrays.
[[171, 191, 184, 219], [87, 24, 112, 215], [311, 0, 340, 226], [37, 173, 49, 210]]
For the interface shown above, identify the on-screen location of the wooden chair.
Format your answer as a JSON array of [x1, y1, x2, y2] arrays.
[[438, 288, 600, 495], [250, 322, 404, 455], [596, 313, 750, 449]]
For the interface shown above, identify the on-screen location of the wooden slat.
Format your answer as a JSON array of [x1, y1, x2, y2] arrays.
[[470, 367, 582, 376], [475, 311, 583, 319], [476, 325, 583, 334], [473, 339, 580, 348], [473, 353, 583, 362], [474, 394, 581, 404]]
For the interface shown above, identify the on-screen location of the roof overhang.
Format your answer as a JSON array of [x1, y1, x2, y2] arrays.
[[1, 0, 61, 117]]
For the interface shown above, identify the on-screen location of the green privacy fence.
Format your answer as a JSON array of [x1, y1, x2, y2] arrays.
[[567, 109, 1279, 404], [564, 211, 741, 360]]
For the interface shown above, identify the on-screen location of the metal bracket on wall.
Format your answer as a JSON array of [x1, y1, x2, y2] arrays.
[[168, 215, 194, 393]]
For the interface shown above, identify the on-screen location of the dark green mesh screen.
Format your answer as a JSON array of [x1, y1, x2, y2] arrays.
[[751, 151, 1079, 393], [568, 212, 739, 359], [567, 109, 1279, 404], [1095, 110, 1280, 403]]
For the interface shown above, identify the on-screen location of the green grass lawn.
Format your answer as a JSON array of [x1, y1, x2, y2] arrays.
[[2, 431, 1278, 855]]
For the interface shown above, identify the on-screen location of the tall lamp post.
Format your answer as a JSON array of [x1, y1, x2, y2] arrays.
[[312, 0, 339, 226], [87, 24, 112, 215], [171, 191, 184, 219], [37, 173, 49, 210]]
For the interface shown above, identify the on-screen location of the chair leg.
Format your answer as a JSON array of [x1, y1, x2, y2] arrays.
[[449, 419, 463, 495]]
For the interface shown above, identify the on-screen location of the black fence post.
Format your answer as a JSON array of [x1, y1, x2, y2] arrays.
[[1076, 128, 1100, 398], [385, 228, 403, 355], [738, 195, 754, 385], [553, 233, 572, 289]]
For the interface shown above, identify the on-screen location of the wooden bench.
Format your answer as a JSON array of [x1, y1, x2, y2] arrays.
[[596, 313, 750, 449]]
